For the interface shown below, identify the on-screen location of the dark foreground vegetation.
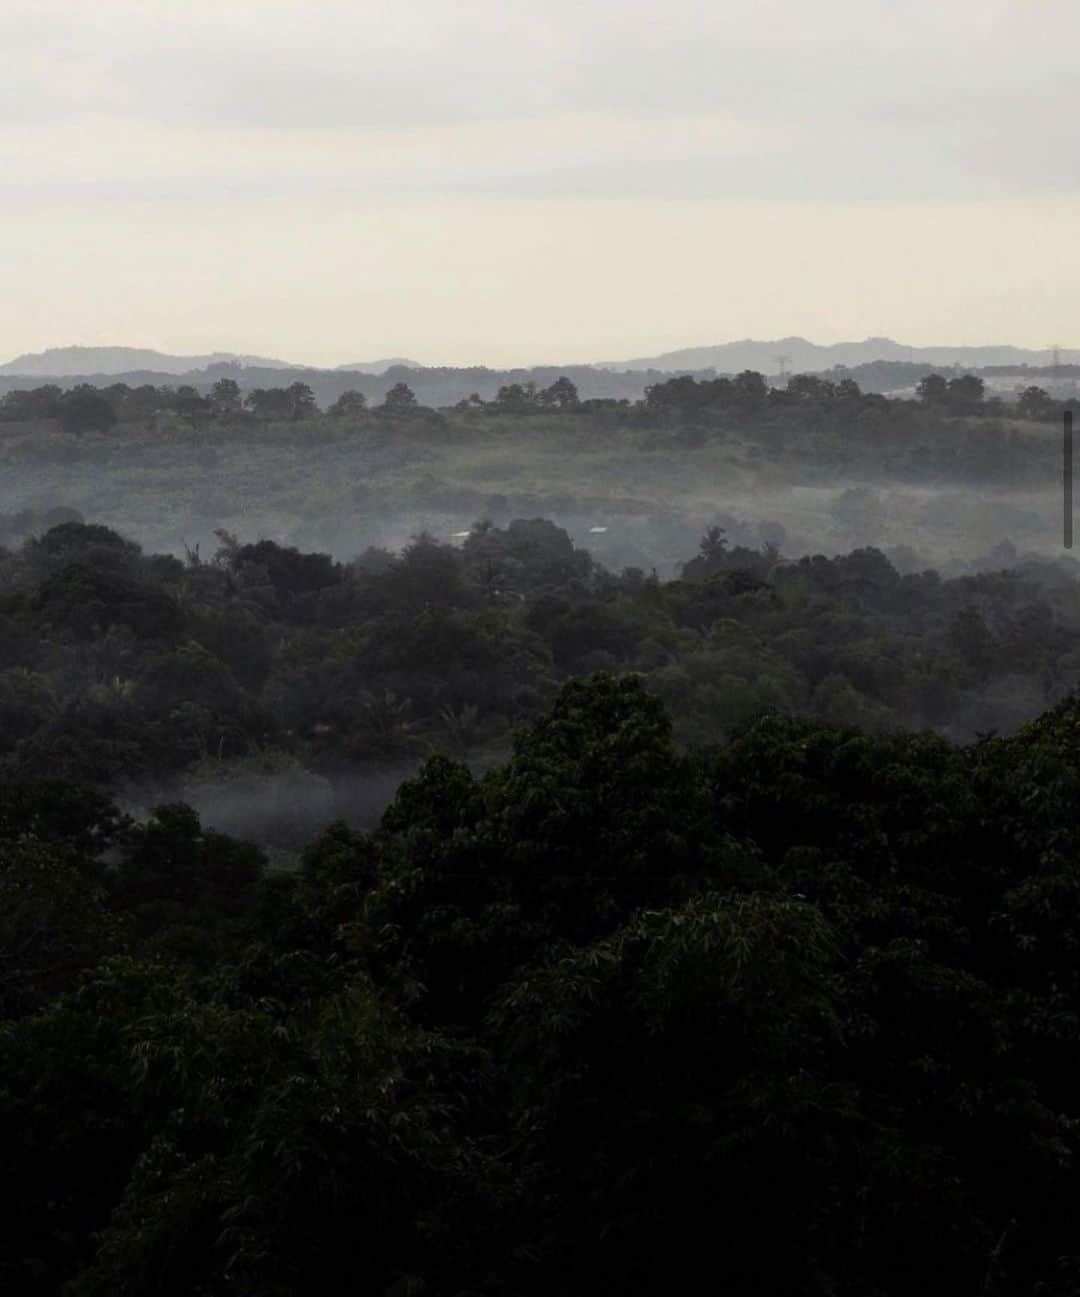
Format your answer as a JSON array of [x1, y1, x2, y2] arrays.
[[7, 673, 1080, 1294], [3, 372, 1080, 1294]]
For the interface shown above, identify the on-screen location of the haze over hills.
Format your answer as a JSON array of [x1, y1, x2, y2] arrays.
[[599, 337, 1080, 374], [1, 339, 1075, 409], [0, 346, 304, 377], [6, 338, 1077, 382], [0, 346, 427, 379], [333, 357, 422, 373]]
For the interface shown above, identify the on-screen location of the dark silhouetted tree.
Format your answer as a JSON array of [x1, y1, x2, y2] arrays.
[[58, 387, 117, 434], [328, 389, 368, 418], [381, 382, 418, 415]]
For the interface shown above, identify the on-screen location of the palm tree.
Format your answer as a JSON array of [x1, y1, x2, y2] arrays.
[[436, 701, 481, 755], [698, 526, 727, 561], [350, 690, 423, 762]]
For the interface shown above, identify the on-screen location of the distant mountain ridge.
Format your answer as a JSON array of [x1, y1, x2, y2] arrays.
[[6, 338, 1078, 381], [599, 337, 1080, 374], [333, 357, 422, 373], [1, 339, 1074, 407], [0, 346, 422, 378], [0, 346, 302, 377]]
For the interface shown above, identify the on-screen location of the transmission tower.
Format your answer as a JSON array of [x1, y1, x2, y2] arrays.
[[774, 354, 790, 385]]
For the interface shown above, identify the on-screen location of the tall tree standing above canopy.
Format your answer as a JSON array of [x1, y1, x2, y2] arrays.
[[542, 376, 580, 409], [58, 387, 117, 434], [381, 382, 418, 415], [327, 389, 368, 418], [917, 373, 949, 406], [945, 373, 985, 415], [285, 381, 318, 420], [1017, 385, 1057, 420], [210, 377, 242, 413]]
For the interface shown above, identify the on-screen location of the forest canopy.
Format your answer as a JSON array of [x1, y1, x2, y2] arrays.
[[2, 372, 1079, 1296], [7, 672, 1080, 1293], [0, 515, 1078, 844]]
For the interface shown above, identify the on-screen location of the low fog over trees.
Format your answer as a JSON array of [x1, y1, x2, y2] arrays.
[[3, 366, 1080, 1296]]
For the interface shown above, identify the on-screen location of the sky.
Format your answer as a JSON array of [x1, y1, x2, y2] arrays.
[[3, 0, 1078, 367]]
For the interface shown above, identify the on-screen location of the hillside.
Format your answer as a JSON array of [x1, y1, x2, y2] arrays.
[[603, 336, 1080, 374], [0, 346, 299, 377]]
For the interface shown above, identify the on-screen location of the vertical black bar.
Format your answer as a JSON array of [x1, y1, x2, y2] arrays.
[[1066, 410, 1074, 549]]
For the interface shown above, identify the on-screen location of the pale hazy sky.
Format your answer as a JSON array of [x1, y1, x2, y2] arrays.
[[3, 0, 1078, 366]]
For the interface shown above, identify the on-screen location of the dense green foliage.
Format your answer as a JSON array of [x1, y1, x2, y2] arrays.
[[2, 376, 1079, 1292], [7, 674, 1080, 1293], [1, 517, 1079, 851], [0, 369, 1064, 575]]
